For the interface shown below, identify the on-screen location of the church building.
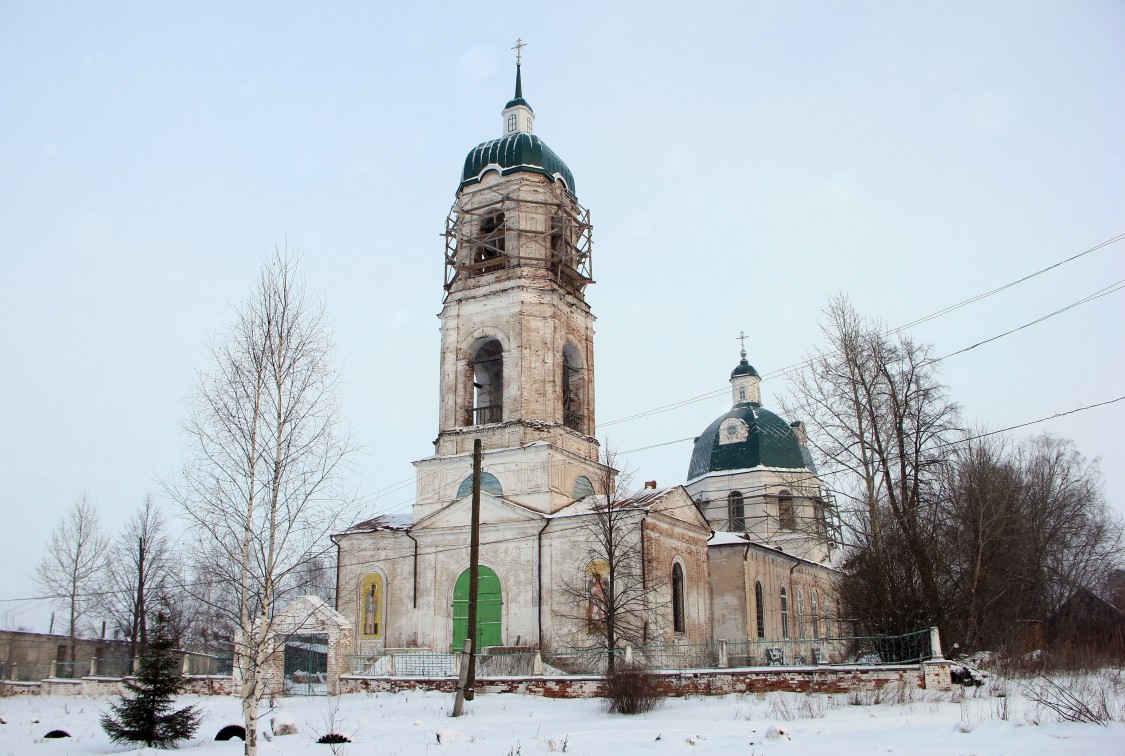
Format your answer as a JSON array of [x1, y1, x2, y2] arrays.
[[334, 57, 839, 660], [334, 62, 713, 656]]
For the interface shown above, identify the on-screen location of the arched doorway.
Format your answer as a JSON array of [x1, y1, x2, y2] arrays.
[[451, 566, 503, 651]]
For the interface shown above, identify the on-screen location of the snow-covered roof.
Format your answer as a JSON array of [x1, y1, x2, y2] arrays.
[[341, 513, 412, 533], [547, 488, 677, 519]]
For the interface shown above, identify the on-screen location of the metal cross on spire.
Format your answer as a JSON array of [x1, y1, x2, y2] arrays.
[[736, 330, 748, 359], [512, 38, 526, 65]]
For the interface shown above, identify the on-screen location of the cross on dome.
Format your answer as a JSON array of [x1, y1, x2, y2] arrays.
[[512, 38, 526, 65], [736, 330, 748, 360]]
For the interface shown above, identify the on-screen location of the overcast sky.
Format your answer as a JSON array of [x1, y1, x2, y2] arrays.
[[2, 1, 1122, 632]]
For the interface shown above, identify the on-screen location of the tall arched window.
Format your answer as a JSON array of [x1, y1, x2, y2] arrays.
[[506, 113, 517, 132], [778, 490, 795, 530], [780, 587, 790, 639], [470, 339, 503, 425], [754, 580, 765, 639], [728, 491, 745, 531], [672, 563, 685, 634], [473, 209, 506, 274], [796, 589, 805, 639], [562, 343, 584, 431], [812, 590, 820, 639]]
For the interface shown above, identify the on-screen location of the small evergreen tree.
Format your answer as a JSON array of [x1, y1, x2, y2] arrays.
[[101, 611, 202, 748]]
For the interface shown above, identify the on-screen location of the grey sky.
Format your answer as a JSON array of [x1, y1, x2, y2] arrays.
[[1, 1, 1122, 631]]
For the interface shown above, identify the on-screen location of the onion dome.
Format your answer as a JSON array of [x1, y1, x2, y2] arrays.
[[458, 63, 576, 196], [686, 350, 815, 481]]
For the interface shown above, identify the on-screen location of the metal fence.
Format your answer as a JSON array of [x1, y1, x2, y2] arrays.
[[343, 629, 937, 679], [0, 650, 237, 683]]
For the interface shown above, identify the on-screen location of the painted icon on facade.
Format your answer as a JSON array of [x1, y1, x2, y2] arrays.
[[361, 574, 383, 638], [585, 560, 609, 632]]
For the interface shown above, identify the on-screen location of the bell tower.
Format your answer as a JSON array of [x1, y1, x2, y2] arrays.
[[412, 50, 613, 520]]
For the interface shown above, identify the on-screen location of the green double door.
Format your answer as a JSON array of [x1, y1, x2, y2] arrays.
[[451, 566, 502, 651]]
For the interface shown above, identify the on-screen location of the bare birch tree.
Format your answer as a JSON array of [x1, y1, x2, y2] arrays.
[[166, 248, 354, 756], [35, 492, 109, 666]]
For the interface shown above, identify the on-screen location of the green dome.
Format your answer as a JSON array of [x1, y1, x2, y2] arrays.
[[730, 358, 759, 379], [687, 404, 810, 481], [460, 133, 576, 195]]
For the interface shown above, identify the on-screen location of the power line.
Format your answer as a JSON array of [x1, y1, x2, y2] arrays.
[[596, 232, 1124, 429]]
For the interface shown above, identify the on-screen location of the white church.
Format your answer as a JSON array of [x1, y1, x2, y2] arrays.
[[334, 60, 839, 659]]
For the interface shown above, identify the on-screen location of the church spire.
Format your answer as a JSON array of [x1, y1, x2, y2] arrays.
[[730, 331, 761, 406], [502, 39, 535, 135]]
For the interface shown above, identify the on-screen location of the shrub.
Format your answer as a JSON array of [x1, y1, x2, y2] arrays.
[[317, 732, 352, 744], [602, 665, 664, 715]]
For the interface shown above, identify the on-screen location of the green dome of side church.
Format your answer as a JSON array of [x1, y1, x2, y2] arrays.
[[687, 404, 809, 480], [687, 352, 816, 481]]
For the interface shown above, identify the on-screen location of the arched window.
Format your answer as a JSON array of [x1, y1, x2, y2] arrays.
[[812, 590, 820, 640], [672, 563, 685, 634], [455, 471, 503, 499], [754, 580, 765, 639], [562, 343, 584, 431], [780, 587, 790, 639], [572, 475, 594, 499], [796, 589, 805, 639], [473, 209, 506, 274], [470, 339, 503, 425], [778, 490, 795, 530], [507, 113, 517, 132], [728, 491, 745, 531]]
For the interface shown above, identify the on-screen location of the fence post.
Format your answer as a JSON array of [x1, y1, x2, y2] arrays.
[[624, 643, 633, 667], [49, 660, 57, 679], [533, 649, 544, 676], [387, 653, 396, 677], [718, 640, 729, 668], [90, 657, 97, 676], [928, 627, 943, 660], [183, 653, 191, 675], [132, 656, 140, 674]]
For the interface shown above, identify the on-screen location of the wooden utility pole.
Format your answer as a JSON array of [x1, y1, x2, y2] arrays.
[[452, 438, 483, 715], [465, 438, 483, 700]]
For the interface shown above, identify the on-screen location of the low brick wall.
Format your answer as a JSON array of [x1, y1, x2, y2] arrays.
[[0, 681, 42, 696], [0, 676, 236, 697], [181, 676, 235, 696], [340, 661, 951, 698]]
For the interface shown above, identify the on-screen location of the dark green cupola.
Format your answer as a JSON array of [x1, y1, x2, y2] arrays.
[[686, 348, 815, 481], [459, 62, 577, 196]]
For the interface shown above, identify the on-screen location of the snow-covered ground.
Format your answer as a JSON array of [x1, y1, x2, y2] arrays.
[[1, 682, 1121, 755]]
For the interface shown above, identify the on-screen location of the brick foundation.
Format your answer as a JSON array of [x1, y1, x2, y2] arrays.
[[340, 661, 951, 698]]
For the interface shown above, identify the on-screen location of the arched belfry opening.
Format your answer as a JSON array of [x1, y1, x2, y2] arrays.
[[468, 338, 503, 426], [472, 206, 507, 275], [443, 183, 593, 296], [562, 342, 584, 432]]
